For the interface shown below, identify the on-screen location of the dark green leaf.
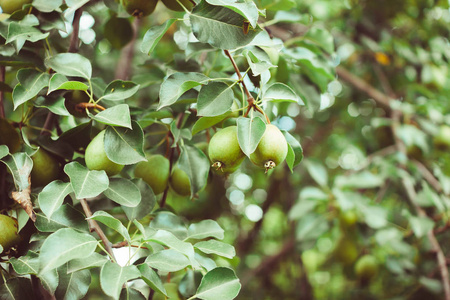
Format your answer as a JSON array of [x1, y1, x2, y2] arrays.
[[90, 104, 132, 129], [145, 249, 190, 272], [104, 121, 146, 165], [187, 220, 225, 240], [102, 80, 140, 101], [12, 69, 50, 109], [138, 264, 167, 296], [141, 19, 177, 55], [193, 267, 241, 300], [237, 116, 266, 157], [89, 211, 131, 242], [194, 240, 236, 259], [35, 204, 89, 233], [45, 53, 92, 80], [178, 145, 210, 197], [197, 82, 234, 117]]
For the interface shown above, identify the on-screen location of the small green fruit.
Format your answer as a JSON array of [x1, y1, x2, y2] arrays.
[[355, 254, 379, 281], [250, 124, 288, 171], [161, 0, 194, 12], [0, 0, 31, 14], [122, 0, 158, 17], [208, 126, 245, 174], [153, 283, 181, 300], [339, 210, 358, 228], [85, 130, 124, 176], [134, 154, 170, 195], [0, 214, 21, 253], [334, 238, 358, 265], [170, 167, 191, 196], [65, 90, 90, 118], [434, 125, 450, 149], [30, 148, 60, 188]]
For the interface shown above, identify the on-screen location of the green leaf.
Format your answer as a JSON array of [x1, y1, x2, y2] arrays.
[[102, 80, 140, 101], [190, 1, 261, 50], [12, 69, 50, 109], [145, 249, 191, 272], [262, 83, 303, 104], [409, 215, 435, 238], [0, 145, 8, 159], [48, 74, 88, 94], [89, 211, 131, 242], [33, 0, 63, 12], [6, 22, 49, 52], [192, 114, 229, 135], [158, 72, 209, 110], [305, 27, 334, 54], [64, 162, 109, 199], [38, 268, 59, 295], [39, 228, 98, 273], [205, 0, 258, 27], [283, 131, 303, 170], [1, 152, 32, 191], [295, 213, 329, 241], [147, 230, 197, 266], [141, 19, 177, 55], [187, 220, 225, 240], [90, 104, 132, 129], [45, 53, 92, 80], [67, 252, 108, 273], [193, 267, 241, 300], [100, 262, 140, 300], [35, 204, 89, 233], [104, 121, 146, 165], [150, 211, 188, 240], [237, 116, 266, 157], [0, 277, 35, 300], [304, 159, 327, 187], [10, 251, 39, 275], [35, 96, 71, 116], [38, 180, 72, 218], [197, 82, 234, 117], [194, 240, 236, 259], [103, 177, 141, 207], [55, 265, 91, 300], [138, 264, 167, 296], [178, 145, 210, 197], [335, 171, 384, 189], [359, 205, 387, 229], [122, 179, 156, 221]]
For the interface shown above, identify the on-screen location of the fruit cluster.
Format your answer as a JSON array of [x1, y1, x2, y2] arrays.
[[82, 123, 288, 198]]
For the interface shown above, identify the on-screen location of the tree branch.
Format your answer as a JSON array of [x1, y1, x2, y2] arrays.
[[80, 198, 116, 262], [413, 159, 446, 195], [336, 66, 392, 109], [0, 66, 5, 119]]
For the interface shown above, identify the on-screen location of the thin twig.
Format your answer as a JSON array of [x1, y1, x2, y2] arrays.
[[80, 198, 117, 262], [0, 66, 5, 119], [336, 66, 392, 109], [401, 178, 450, 300], [224, 50, 252, 101], [413, 159, 445, 195]]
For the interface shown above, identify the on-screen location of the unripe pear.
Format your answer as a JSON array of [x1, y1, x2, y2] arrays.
[[0, 214, 21, 253], [122, 0, 158, 17], [170, 167, 191, 196], [134, 154, 170, 195], [250, 124, 288, 171], [334, 238, 358, 265], [434, 125, 450, 149], [0, 0, 31, 14], [355, 254, 379, 281], [30, 148, 60, 188], [85, 130, 124, 176], [208, 126, 245, 173]]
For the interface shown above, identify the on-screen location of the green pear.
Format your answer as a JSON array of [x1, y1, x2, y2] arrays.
[[0, 0, 31, 14], [30, 148, 60, 188], [134, 154, 170, 195], [85, 130, 124, 176], [250, 124, 288, 171], [208, 126, 245, 174], [170, 167, 191, 196], [122, 0, 158, 17], [0, 214, 21, 253]]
